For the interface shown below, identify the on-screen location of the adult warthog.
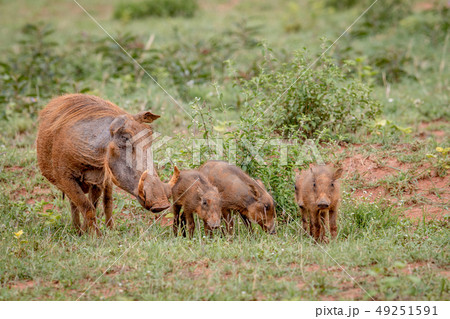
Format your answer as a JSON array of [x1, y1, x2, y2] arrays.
[[37, 94, 177, 236]]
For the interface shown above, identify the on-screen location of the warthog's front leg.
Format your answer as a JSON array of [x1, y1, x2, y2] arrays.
[[172, 205, 182, 237], [185, 211, 195, 238], [319, 209, 329, 244], [299, 206, 309, 234], [310, 211, 321, 242], [240, 213, 253, 234], [70, 200, 81, 235], [88, 185, 102, 209], [103, 182, 114, 229], [222, 209, 234, 235], [329, 208, 338, 239]]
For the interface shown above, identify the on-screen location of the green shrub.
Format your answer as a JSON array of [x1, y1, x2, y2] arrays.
[[322, 0, 412, 36], [353, 0, 412, 36], [114, 0, 198, 20], [237, 46, 381, 139], [399, 5, 450, 43], [0, 24, 72, 119], [322, 0, 359, 10]]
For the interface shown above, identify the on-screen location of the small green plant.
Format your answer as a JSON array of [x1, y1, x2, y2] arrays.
[[370, 119, 412, 145], [426, 146, 450, 177], [114, 0, 198, 21]]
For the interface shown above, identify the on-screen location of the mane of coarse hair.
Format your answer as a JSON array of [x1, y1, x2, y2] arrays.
[[39, 93, 127, 133]]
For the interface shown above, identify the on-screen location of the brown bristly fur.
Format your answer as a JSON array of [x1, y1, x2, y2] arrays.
[[39, 94, 126, 134]]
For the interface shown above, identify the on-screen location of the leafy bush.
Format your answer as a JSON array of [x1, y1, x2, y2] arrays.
[[399, 5, 450, 43], [353, 0, 412, 36], [322, 0, 359, 10], [0, 24, 72, 119], [237, 46, 381, 139], [159, 20, 261, 100], [114, 0, 198, 20], [322, 0, 412, 36]]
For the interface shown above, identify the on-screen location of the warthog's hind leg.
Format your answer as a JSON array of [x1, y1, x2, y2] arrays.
[[60, 177, 101, 236]]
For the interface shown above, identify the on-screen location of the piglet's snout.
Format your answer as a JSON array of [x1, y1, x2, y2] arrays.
[[208, 220, 221, 229], [317, 198, 330, 209]]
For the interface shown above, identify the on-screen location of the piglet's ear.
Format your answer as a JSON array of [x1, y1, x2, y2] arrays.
[[133, 111, 160, 123], [249, 184, 260, 199], [333, 167, 343, 180]]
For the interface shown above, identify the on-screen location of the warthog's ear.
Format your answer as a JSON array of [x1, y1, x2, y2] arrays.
[[109, 116, 126, 137], [249, 183, 260, 199], [168, 166, 180, 187], [133, 111, 160, 123], [333, 167, 343, 180]]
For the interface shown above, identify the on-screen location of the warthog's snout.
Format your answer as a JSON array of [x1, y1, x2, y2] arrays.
[[268, 224, 276, 235], [150, 204, 170, 213], [208, 220, 221, 229], [317, 199, 330, 209]]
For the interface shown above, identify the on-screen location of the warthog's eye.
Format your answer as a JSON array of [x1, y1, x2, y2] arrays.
[[201, 199, 207, 206], [294, 185, 297, 191], [331, 182, 334, 187], [313, 182, 316, 188]]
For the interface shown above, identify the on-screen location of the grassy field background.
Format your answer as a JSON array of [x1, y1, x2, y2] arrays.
[[0, 0, 449, 300]]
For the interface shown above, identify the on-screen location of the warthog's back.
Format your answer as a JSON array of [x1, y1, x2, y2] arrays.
[[199, 161, 256, 207], [37, 94, 126, 184], [172, 170, 209, 200]]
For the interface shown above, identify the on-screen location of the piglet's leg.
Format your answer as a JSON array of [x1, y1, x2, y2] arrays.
[[60, 176, 101, 236], [185, 211, 195, 238], [319, 210, 329, 244], [222, 209, 234, 235], [103, 182, 114, 229], [172, 205, 182, 237], [310, 211, 321, 242], [329, 209, 338, 239], [300, 208, 309, 234]]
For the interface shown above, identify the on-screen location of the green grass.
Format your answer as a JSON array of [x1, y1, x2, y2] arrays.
[[0, 0, 449, 300], [0, 186, 448, 300]]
